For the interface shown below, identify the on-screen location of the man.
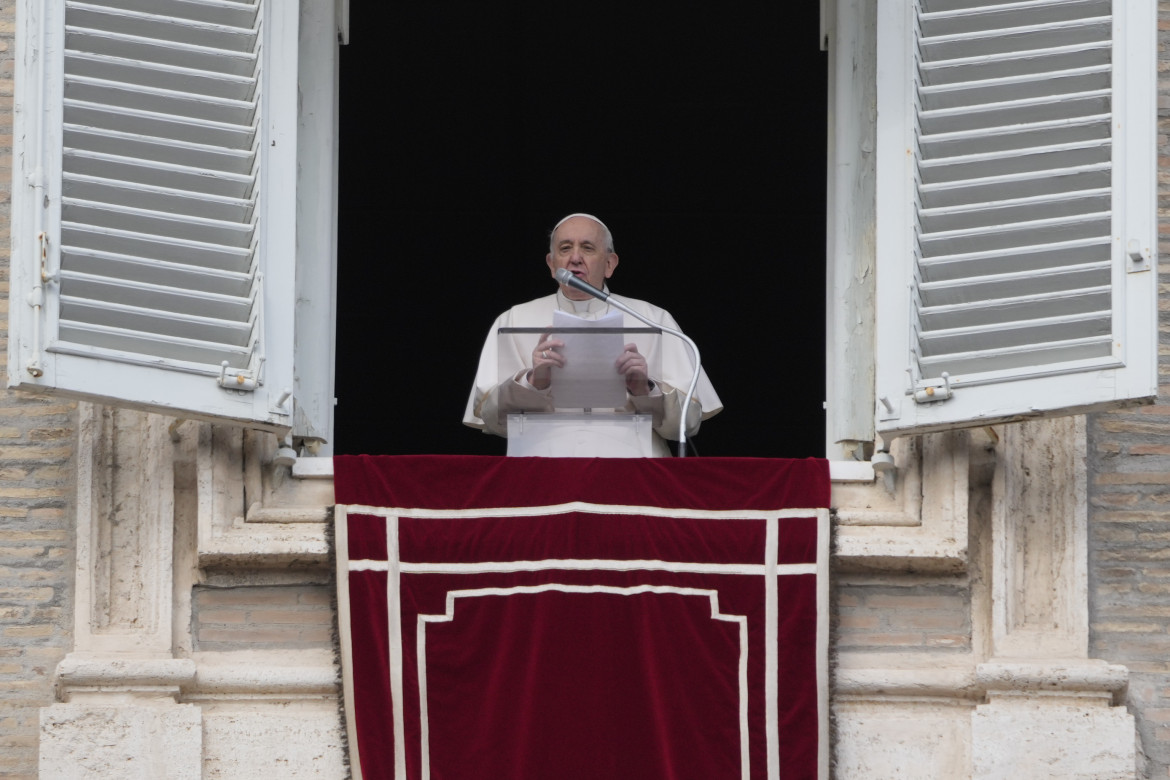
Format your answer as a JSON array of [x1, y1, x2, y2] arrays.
[[463, 213, 722, 456]]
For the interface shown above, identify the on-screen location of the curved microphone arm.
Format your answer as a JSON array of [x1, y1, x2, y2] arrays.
[[554, 269, 702, 456]]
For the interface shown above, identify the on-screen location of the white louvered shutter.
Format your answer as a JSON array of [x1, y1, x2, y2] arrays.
[[9, 0, 302, 430], [874, 0, 1157, 436]]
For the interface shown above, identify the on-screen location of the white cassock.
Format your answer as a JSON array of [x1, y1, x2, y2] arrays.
[[463, 288, 723, 457]]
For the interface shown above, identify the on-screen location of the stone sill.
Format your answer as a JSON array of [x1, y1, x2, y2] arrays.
[[293, 457, 874, 482]]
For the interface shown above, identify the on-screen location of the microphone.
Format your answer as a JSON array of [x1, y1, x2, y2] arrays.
[[555, 268, 610, 301], [553, 266, 703, 457]]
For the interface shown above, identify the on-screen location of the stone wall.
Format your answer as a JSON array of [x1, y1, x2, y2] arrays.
[[0, 0, 78, 775], [1086, 6, 1170, 774], [0, 396, 74, 779], [192, 584, 334, 652]]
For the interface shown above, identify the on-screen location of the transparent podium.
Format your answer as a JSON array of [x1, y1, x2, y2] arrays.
[[497, 325, 663, 458]]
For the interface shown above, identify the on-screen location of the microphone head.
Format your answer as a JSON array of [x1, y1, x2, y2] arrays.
[[554, 267, 609, 301]]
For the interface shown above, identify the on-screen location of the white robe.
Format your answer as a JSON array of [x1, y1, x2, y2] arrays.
[[463, 289, 722, 456]]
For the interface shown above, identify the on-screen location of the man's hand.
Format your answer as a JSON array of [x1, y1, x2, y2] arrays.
[[616, 343, 652, 396], [527, 334, 565, 390]]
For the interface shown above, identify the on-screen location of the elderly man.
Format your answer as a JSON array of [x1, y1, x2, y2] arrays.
[[463, 213, 722, 456]]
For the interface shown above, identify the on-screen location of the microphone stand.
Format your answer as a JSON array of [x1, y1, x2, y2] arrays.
[[554, 270, 702, 457]]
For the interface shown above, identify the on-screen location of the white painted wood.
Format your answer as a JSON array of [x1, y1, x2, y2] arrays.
[[292, 0, 340, 447], [824, 0, 878, 457], [6, 0, 328, 432], [874, 0, 1157, 436]]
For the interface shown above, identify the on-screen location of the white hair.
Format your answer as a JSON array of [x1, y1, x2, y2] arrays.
[[549, 213, 615, 254]]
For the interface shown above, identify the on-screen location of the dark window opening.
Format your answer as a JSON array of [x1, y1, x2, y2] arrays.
[[335, 2, 827, 458]]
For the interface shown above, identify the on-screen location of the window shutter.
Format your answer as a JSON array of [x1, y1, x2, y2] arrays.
[[9, 0, 302, 431], [874, 0, 1157, 436]]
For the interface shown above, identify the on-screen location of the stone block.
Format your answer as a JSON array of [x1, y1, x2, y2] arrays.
[[40, 702, 201, 780], [972, 696, 1135, 780]]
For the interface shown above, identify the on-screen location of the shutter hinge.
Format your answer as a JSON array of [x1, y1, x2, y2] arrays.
[[25, 231, 55, 378], [218, 361, 258, 392], [913, 371, 953, 404]]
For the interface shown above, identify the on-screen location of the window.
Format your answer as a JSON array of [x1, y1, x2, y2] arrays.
[[7, 0, 1157, 459]]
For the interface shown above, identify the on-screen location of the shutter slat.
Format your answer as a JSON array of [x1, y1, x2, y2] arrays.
[[64, 51, 256, 101], [62, 199, 255, 248], [919, 311, 1110, 357], [920, 16, 1110, 61], [920, 66, 1110, 111], [64, 125, 255, 174], [65, 76, 256, 126], [919, 91, 1109, 134], [919, 237, 1111, 281], [920, 1, 1110, 36], [919, 188, 1110, 232], [66, 28, 257, 76], [57, 321, 254, 368], [59, 271, 253, 321], [917, 336, 1113, 377], [918, 261, 1111, 305], [66, 3, 258, 52], [919, 164, 1110, 208], [920, 41, 1110, 85], [60, 296, 253, 345], [63, 150, 253, 198], [65, 100, 255, 149], [77, 0, 259, 29], [63, 173, 255, 223], [918, 211, 1110, 257], [921, 139, 1109, 184], [60, 246, 252, 297], [920, 115, 1110, 166], [919, 286, 1110, 330], [61, 223, 252, 274]]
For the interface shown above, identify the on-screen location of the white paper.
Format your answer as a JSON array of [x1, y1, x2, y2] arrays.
[[549, 310, 628, 409]]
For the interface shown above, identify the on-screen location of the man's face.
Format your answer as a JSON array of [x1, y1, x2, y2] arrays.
[[546, 216, 619, 301]]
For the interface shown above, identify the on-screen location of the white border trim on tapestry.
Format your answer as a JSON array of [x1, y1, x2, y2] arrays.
[[333, 505, 363, 780], [416, 585, 751, 780]]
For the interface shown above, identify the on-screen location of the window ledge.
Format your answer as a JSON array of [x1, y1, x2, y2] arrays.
[[291, 457, 875, 482]]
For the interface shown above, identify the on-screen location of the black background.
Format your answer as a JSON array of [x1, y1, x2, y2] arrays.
[[334, 2, 828, 457]]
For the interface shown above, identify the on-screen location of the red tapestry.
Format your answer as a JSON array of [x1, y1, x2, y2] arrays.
[[334, 455, 829, 780]]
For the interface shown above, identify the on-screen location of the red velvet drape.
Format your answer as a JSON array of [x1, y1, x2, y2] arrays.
[[335, 455, 829, 780]]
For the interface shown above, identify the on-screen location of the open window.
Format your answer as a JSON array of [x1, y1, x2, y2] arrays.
[[6, 0, 1157, 460]]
